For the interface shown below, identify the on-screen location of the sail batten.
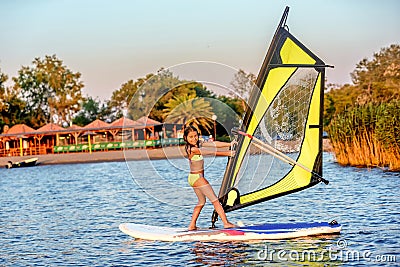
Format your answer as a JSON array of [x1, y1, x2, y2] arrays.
[[211, 7, 330, 226]]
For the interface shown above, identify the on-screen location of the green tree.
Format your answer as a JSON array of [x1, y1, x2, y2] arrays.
[[114, 69, 211, 122], [109, 68, 246, 136], [193, 83, 216, 98], [0, 69, 26, 129], [324, 84, 363, 125], [323, 94, 336, 127], [324, 44, 400, 127], [163, 91, 215, 133], [107, 75, 151, 120], [0, 69, 8, 111], [351, 44, 400, 104], [109, 69, 182, 121], [13, 55, 84, 127], [73, 96, 109, 126], [230, 69, 256, 102], [150, 81, 212, 122]]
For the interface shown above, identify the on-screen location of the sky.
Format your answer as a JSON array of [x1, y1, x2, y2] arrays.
[[1, 0, 399, 101]]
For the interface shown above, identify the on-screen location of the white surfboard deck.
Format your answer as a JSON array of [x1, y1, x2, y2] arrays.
[[119, 221, 341, 241]]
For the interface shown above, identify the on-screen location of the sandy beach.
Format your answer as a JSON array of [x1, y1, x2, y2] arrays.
[[1, 140, 334, 168], [0, 146, 187, 168]]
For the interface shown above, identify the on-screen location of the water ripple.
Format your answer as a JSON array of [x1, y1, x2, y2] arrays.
[[0, 154, 399, 266]]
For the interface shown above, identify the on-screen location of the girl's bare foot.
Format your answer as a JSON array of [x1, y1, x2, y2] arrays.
[[223, 222, 236, 229], [188, 225, 198, 231]]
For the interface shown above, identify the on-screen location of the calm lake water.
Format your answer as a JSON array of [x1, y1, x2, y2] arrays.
[[1, 152, 399, 266]]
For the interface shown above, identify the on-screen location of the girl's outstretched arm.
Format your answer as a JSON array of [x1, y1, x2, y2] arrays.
[[200, 141, 236, 157], [215, 150, 235, 157], [200, 148, 235, 157], [201, 140, 236, 148]]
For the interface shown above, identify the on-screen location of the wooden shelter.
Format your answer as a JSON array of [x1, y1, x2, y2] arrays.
[[0, 117, 183, 157], [67, 124, 83, 145], [110, 117, 140, 141], [82, 119, 111, 144], [7, 124, 36, 135], [135, 116, 162, 140], [35, 123, 65, 152], [0, 124, 37, 156]]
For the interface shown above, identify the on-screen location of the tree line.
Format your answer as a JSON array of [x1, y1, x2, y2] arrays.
[[325, 44, 400, 171], [1, 44, 398, 151], [324, 44, 400, 125], [0, 57, 246, 139]]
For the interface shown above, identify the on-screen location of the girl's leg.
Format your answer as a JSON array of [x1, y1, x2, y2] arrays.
[[211, 199, 235, 228], [188, 187, 206, 230], [193, 177, 235, 228]]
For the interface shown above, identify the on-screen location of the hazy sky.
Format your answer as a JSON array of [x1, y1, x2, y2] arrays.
[[1, 0, 399, 100]]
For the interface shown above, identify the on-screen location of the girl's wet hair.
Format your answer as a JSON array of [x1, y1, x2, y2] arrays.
[[183, 125, 198, 138], [183, 125, 200, 157]]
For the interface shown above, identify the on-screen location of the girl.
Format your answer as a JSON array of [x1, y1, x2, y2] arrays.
[[183, 125, 235, 230]]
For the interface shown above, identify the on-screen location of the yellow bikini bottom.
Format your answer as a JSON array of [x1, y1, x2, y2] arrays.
[[188, 173, 204, 187]]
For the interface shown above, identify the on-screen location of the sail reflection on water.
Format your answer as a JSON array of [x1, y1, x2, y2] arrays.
[[189, 238, 342, 266]]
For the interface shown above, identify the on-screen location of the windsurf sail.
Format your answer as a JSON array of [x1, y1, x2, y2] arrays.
[[212, 6, 332, 226]]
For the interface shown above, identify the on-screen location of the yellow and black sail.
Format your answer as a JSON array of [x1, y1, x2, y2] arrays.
[[212, 7, 331, 225]]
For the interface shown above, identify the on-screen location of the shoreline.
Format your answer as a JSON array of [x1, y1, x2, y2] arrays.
[[0, 146, 187, 168], [1, 140, 334, 168]]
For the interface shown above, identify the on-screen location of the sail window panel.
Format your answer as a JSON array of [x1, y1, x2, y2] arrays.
[[235, 147, 294, 193], [232, 67, 296, 181], [263, 68, 318, 143]]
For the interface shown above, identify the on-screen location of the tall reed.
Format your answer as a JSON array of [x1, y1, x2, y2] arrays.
[[327, 101, 400, 171]]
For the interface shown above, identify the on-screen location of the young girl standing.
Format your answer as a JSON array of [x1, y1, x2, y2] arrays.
[[183, 125, 235, 230]]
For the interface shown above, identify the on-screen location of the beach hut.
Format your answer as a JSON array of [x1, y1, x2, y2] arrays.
[[136, 116, 161, 125], [83, 119, 111, 143], [3, 124, 36, 156], [66, 124, 83, 144], [135, 116, 162, 140], [84, 119, 110, 129], [110, 117, 140, 141], [35, 123, 65, 152], [7, 124, 36, 135]]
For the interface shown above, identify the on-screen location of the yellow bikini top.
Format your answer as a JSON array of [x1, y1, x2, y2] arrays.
[[190, 154, 203, 161]]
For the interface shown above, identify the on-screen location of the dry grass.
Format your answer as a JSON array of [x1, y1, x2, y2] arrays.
[[328, 101, 400, 171], [330, 131, 400, 171]]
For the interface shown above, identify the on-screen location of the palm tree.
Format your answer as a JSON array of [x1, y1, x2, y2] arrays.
[[163, 92, 214, 133]]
